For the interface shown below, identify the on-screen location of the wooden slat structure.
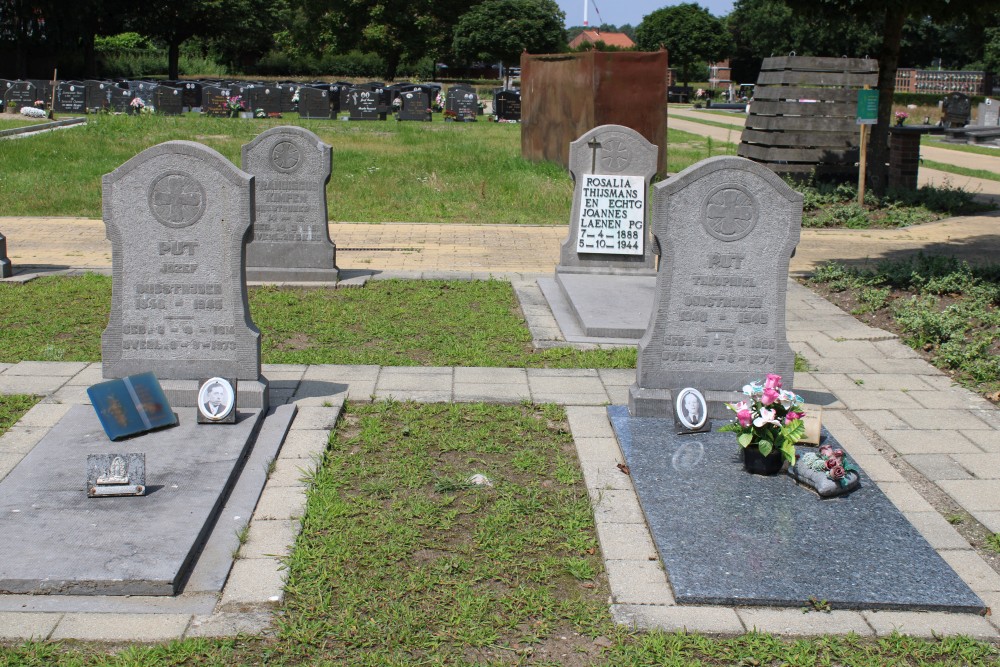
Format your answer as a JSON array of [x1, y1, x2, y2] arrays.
[[738, 56, 878, 176]]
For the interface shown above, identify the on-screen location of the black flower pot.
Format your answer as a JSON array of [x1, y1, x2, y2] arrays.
[[742, 445, 784, 475]]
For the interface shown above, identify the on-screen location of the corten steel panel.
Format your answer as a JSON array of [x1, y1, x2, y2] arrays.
[[521, 51, 668, 174]]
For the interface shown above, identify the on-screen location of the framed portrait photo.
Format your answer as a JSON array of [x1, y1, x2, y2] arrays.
[[197, 377, 236, 424], [674, 387, 710, 434]]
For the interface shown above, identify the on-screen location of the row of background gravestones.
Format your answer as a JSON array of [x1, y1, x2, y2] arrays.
[[1, 78, 521, 121]]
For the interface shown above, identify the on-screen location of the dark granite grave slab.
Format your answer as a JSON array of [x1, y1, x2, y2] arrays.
[[0, 405, 263, 596], [607, 405, 985, 612]]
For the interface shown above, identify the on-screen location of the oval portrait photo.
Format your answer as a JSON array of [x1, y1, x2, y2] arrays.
[[198, 377, 235, 422], [675, 387, 708, 431]]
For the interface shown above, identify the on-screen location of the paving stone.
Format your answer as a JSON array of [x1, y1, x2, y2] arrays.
[[379, 366, 452, 377], [878, 482, 936, 513], [344, 381, 377, 401], [377, 373, 453, 392], [846, 373, 936, 391], [452, 384, 530, 403], [862, 358, 939, 374], [4, 361, 88, 376], [806, 357, 875, 374], [895, 409, 992, 431], [872, 339, 922, 359], [51, 613, 193, 641], [453, 367, 527, 383], [852, 410, 910, 431], [905, 454, 975, 481], [938, 480, 1000, 512], [605, 559, 675, 605], [789, 372, 826, 391], [574, 437, 623, 464], [950, 453, 1000, 479], [302, 364, 380, 381], [526, 368, 600, 378], [373, 389, 452, 402], [833, 389, 924, 411], [566, 406, 616, 439], [817, 412, 881, 457], [961, 430, 1000, 453], [17, 402, 72, 427], [262, 363, 307, 373], [528, 375, 607, 395], [186, 611, 274, 638], [253, 485, 308, 520], [219, 558, 287, 607], [806, 338, 884, 359], [595, 521, 657, 561], [0, 426, 47, 456], [611, 603, 744, 634], [880, 430, 981, 455], [64, 364, 104, 386], [938, 550, 1000, 593], [579, 460, 635, 493], [241, 519, 298, 559], [904, 512, 973, 550], [597, 368, 635, 387], [278, 429, 330, 460], [40, 385, 91, 405], [969, 511, 1000, 533], [909, 390, 992, 411], [737, 608, 873, 637], [848, 454, 906, 483], [268, 457, 317, 487], [590, 488, 646, 524], [863, 610, 998, 640], [0, 611, 59, 640], [0, 375, 68, 395], [291, 406, 342, 431]]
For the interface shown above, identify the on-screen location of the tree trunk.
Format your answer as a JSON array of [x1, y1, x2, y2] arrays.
[[867, 5, 907, 197], [83, 29, 97, 78], [383, 50, 401, 82], [168, 41, 180, 80]]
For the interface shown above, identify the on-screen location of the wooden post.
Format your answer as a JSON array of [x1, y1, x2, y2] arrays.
[[50, 69, 57, 118], [858, 123, 868, 205]]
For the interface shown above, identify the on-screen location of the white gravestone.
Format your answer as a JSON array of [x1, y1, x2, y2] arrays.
[[629, 156, 801, 418], [101, 140, 268, 410], [557, 125, 658, 275]]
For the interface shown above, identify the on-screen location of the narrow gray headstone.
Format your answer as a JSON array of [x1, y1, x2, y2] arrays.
[[242, 126, 338, 282], [629, 156, 801, 417], [101, 140, 267, 410], [0, 231, 11, 278], [557, 125, 658, 276], [977, 101, 998, 127]]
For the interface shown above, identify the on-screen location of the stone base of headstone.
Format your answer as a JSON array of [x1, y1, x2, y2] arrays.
[[608, 405, 985, 612], [0, 232, 12, 278], [539, 273, 655, 340], [245, 266, 339, 283], [0, 405, 268, 595], [159, 376, 269, 412], [627, 385, 741, 420]]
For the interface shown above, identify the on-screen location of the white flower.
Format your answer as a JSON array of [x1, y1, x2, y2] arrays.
[[753, 407, 780, 427], [20, 106, 46, 118], [742, 382, 763, 396]]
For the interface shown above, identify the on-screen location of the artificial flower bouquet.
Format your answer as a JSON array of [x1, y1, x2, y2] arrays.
[[719, 373, 805, 466], [894, 110, 908, 125]]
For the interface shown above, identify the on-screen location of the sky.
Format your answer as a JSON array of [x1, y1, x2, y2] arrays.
[[556, 0, 735, 28]]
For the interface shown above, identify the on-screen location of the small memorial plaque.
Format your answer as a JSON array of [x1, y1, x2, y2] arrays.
[[197, 377, 237, 423], [87, 372, 177, 440], [87, 453, 146, 497], [673, 387, 710, 434], [575, 174, 644, 255]]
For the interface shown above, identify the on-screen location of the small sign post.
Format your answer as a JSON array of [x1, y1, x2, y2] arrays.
[[856, 88, 879, 205]]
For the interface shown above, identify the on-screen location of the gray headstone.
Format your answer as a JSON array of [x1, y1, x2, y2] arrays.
[[155, 86, 184, 115], [101, 140, 268, 410], [3, 81, 38, 112], [397, 90, 431, 121], [298, 86, 332, 119], [977, 100, 998, 127], [0, 231, 12, 278], [629, 156, 801, 418], [347, 86, 385, 120], [242, 126, 338, 282], [54, 81, 87, 113], [557, 125, 658, 275], [493, 89, 521, 121]]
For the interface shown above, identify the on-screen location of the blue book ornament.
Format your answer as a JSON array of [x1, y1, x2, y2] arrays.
[[87, 372, 178, 440]]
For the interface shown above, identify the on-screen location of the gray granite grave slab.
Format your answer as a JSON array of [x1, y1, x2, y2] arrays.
[[558, 125, 658, 275], [0, 405, 262, 596], [101, 140, 267, 410], [607, 405, 985, 613], [242, 126, 338, 282], [630, 156, 801, 418], [538, 274, 654, 339]]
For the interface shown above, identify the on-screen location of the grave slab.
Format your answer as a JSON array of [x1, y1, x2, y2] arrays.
[[539, 273, 655, 339], [608, 405, 985, 612], [0, 405, 263, 596]]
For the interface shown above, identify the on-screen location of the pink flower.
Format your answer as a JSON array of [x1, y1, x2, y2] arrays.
[[819, 445, 833, 457], [826, 458, 838, 470], [764, 374, 782, 391], [784, 411, 802, 424], [761, 387, 780, 405], [833, 449, 845, 459], [830, 465, 845, 480], [737, 409, 752, 427], [753, 407, 780, 428]]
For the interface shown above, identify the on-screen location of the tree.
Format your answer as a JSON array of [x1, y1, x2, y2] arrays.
[[452, 0, 565, 67], [128, 0, 229, 79], [785, 0, 1000, 196], [634, 3, 730, 88]]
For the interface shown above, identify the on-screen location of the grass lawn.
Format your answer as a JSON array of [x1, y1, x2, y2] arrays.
[[0, 116, 51, 129], [0, 394, 39, 435], [0, 275, 635, 368], [2, 401, 999, 665], [0, 112, 729, 223]]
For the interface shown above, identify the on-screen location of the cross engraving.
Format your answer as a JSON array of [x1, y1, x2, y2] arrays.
[[703, 186, 756, 241], [587, 138, 602, 173], [601, 139, 629, 171], [149, 174, 205, 227]]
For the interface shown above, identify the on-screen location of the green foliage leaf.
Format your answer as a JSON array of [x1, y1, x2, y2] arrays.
[[737, 432, 753, 448], [757, 439, 773, 457]]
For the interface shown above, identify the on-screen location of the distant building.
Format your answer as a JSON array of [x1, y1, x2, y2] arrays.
[[568, 30, 635, 50], [708, 59, 732, 90], [894, 68, 994, 95]]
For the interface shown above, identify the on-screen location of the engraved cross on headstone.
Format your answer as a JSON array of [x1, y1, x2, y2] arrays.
[[154, 177, 202, 223], [706, 189, 753, 237], [587, 138, 602, 173]]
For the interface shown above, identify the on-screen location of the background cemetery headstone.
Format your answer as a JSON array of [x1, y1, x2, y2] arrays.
[[397, 90, 431, 121], [629, 156, 802, 418], [446, 84, 478, 121], [84, 80, 112, 112], [4, 81, 38, 112], [942, 92, 971, 127], [242, 126, 339, 282], [493, 89, 521, 121], [155, 86, 184, 115], [202, 85, 231, 117], [557, 124, 658, 275], [347, 86, 385, 120], [976, 100, 998, 127], [297, 86, 332, 119], [54, 81, 87, 113], [101, 140, 267, 410], [107, 86, 134, 113]]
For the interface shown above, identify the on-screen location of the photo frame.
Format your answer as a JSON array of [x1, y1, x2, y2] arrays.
[[197, 377, 237, 424], [674, 387, 710, 434]]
